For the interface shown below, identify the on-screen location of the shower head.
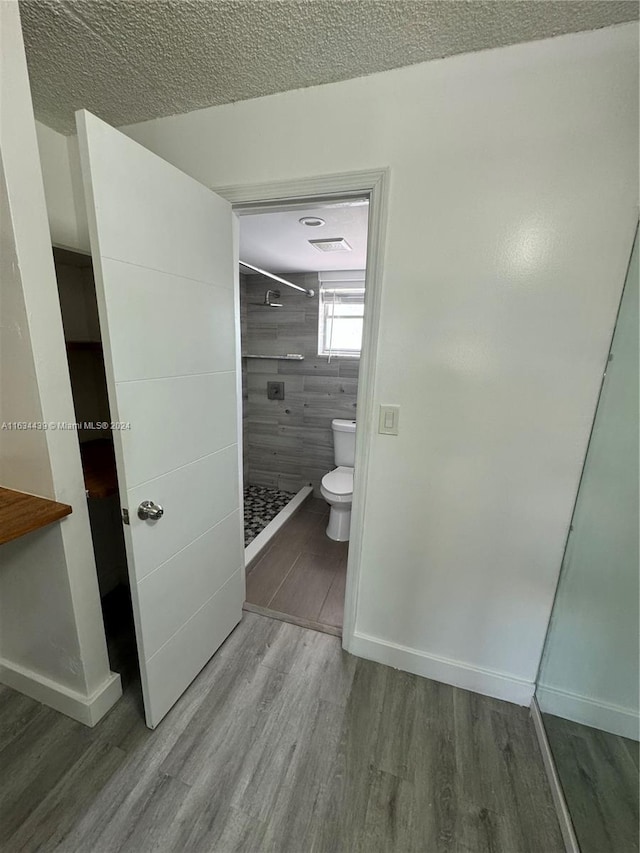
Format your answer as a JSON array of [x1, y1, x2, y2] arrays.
[[251, 289, 282, 308]]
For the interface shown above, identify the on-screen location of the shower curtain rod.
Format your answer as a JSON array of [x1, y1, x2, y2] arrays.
[[239, 260, 315, 298]]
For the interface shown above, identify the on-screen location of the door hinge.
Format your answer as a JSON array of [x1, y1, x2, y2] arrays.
[[121, 508, 130, 525]]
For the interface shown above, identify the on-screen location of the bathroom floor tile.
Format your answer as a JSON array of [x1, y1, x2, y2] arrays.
[[245, 547, 299, 608], [267, 509, 324, 552], [304, 523, 350, 560], [318, 563, 347, 629], [303, 497, 330, 516], [269, 552, 339, 622], [245, 502, 347, 634]]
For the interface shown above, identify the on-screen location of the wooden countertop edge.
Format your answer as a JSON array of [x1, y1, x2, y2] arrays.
[[0, 486, 73, 547]]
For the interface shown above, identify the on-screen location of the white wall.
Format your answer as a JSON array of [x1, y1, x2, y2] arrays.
[[35, 121, 91, 253], [0, 0, 121, 725], [36, 24, 639, 703], [537, 232, 639, 740]]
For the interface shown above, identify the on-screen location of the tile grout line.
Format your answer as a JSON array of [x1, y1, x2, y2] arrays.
[[265, 550, 306, 609], [315, 570, 339, 625]]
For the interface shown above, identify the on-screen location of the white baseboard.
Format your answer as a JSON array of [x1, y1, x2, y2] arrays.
[[530, 698, 580, 853], [346, 630, 535, 706], [244, 485, 313, 566], [536, 684, 639, 741], [0, 657, 122, 727]]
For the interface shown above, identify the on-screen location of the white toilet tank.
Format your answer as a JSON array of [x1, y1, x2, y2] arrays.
[[332, 419, 356, 467]]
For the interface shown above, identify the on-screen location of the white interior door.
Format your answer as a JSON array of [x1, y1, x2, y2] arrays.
[[76, 110, 244, 728]]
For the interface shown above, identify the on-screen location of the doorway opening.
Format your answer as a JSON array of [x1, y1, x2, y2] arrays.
[[52, 247, 139, 690], [236, 195, 370, 637]]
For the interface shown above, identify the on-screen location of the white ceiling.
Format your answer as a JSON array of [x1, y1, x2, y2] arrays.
[[239, 200, 369, 274], [20, 1, 638, 135]]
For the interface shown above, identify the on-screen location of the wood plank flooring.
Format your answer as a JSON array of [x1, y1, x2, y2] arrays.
[[0, 612, 564, 853], [245, 498, 348, 633], [542, 713, 639, 853]]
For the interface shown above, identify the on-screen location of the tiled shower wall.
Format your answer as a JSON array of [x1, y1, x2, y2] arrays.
[[240, 272, 359, 496], [240, 274, 250, 483]]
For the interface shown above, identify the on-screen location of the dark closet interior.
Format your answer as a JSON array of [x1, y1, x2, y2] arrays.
[[53, 247, 137, 684]]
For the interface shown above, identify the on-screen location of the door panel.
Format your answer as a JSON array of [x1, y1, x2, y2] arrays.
[[77, 121, 233, 285], [127, 446, 239, 581], [117, 372, 237, 488], [144, 569, 244, 720], [100, 259, 237, 380], [76, 109, 243, 728], [137, 511, 243, 658]]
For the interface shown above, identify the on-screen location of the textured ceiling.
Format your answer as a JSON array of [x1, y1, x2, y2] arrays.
[[20, 0, 639, 135]]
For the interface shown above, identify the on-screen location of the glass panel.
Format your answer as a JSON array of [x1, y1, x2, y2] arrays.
[[536, 228, 639, 853], [329, 318, 364, 353], [319, 288, 365, 356]]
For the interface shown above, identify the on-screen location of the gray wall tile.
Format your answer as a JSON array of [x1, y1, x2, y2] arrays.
[[241, 274, 359, 496]]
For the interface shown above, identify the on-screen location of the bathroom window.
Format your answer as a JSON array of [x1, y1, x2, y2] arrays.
[[318, 271, 366, 358]]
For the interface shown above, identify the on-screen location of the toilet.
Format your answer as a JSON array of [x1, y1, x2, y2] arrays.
[[321, 419, 356, 541]]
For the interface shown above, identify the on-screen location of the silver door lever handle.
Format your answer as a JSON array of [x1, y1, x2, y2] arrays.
[[138, 500, 164, 521]]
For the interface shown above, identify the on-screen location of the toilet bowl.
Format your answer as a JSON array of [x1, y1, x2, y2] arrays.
[[321, 466, 354, 541], [321, 418, 357, 541]]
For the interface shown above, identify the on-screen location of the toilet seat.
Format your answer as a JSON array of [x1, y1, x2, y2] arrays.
[[321, 466, 353, 499]]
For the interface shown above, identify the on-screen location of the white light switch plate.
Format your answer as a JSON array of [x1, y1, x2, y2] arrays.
[[378, 404, 400, 435]]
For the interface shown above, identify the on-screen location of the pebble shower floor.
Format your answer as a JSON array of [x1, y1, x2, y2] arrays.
[[243, 484, 296, 546]]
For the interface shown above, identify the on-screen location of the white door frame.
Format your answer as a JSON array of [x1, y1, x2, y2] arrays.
[[215, 168, 389, 649]]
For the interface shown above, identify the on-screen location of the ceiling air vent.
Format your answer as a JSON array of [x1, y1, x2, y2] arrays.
[[308, 237, 352, 253]]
